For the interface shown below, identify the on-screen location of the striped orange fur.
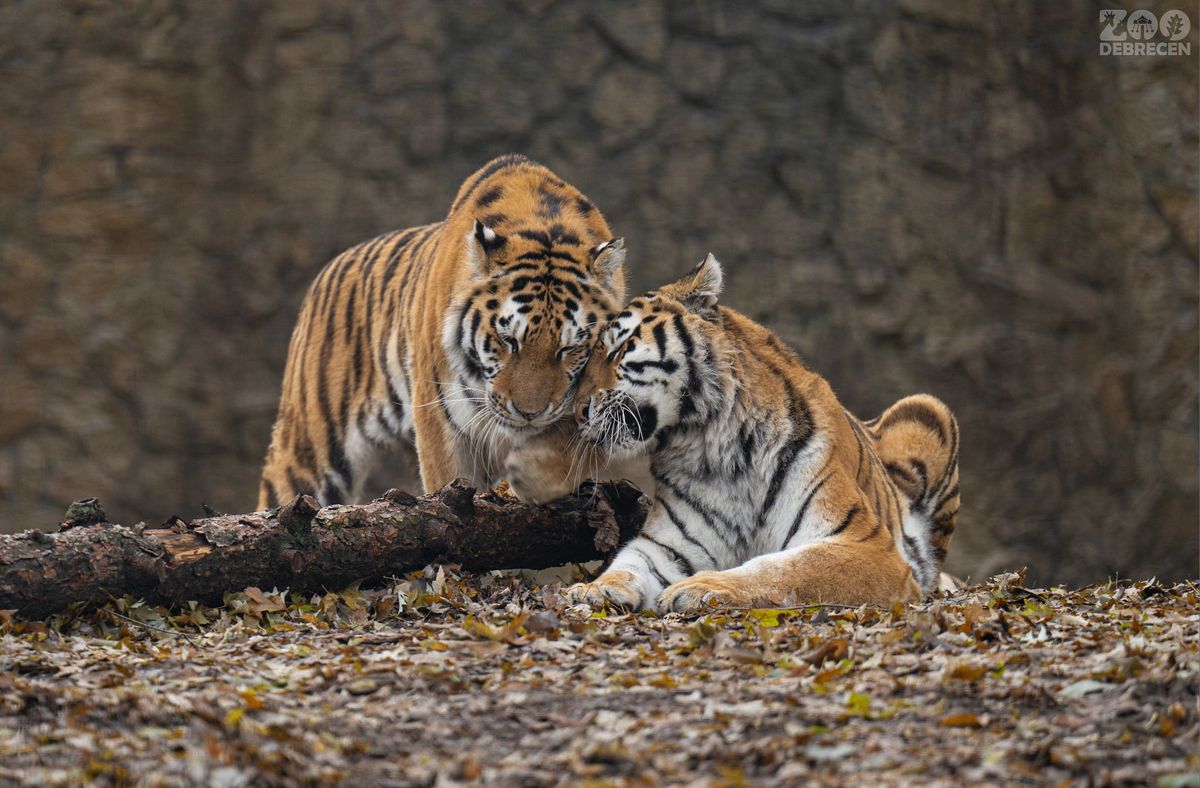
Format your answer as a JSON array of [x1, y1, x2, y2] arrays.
[[562, 255, 960, 610], [259, 155, 628, 508]]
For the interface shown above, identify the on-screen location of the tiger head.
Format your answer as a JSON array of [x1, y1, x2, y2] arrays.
[[574, 254, 727, 458], [445, 219, 626, 433]]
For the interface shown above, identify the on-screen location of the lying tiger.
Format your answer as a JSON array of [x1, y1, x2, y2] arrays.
[[259, 155, 635, 508], [561, 255, 960, 611]]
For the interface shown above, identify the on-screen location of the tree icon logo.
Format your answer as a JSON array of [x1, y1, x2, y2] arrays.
[[1127, 10, 1158, 40], [1161, 10, 1191, 41]]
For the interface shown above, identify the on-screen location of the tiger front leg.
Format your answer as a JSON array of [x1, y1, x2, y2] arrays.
[[410, 375, 470, 494], [565, 505, 723, 611]]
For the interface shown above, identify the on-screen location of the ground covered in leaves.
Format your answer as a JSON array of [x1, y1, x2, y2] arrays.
[[1, 571, 1196, 786]]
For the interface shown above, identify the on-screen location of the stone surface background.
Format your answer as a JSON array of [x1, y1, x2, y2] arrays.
[[0, 1, 1195, 586]]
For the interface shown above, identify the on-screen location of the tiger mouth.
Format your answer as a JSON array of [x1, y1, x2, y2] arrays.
[[487, 403, 566, 431], [581, 395, 657, 451]]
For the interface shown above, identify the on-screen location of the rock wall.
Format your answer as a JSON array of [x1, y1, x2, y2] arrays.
[[1, 0, 1196, 585]]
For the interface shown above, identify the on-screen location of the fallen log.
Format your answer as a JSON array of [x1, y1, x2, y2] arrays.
[[0, 480, 650, 619]]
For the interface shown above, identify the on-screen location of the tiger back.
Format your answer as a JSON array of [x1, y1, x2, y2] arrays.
[[259, 155, 627, 508]]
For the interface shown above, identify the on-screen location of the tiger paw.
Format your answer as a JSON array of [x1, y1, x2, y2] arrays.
[[564, 569, 644, 611], [658, 571, 756, 613], [503, 445, 577, 505]]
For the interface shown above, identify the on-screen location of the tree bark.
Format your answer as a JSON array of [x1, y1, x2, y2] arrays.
[[0, 480, 650, 619]]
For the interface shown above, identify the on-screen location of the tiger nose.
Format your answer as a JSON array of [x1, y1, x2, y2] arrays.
[[510, 402, 545, 422], [574, 398, 591, 425]]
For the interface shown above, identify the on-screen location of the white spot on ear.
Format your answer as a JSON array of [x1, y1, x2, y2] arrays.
[[467, 219, 506, 278], [591, 237, 626, 285]]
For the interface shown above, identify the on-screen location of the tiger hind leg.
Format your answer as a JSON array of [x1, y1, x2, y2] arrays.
[[868, 394, 960, 595], [658, 537, 921, 612], [259, 396, 413, 510]]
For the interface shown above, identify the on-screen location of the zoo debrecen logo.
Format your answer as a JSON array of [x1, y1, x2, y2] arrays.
[[1100, 9, 1192, 55]]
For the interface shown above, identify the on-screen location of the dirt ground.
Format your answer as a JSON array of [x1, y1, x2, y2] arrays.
[[1, 571, 1196, 786]]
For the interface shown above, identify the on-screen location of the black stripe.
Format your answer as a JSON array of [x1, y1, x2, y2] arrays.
[[903, 533, 923, 571], [622, 359, 678, 374], [935, 483, 959, 515], [654, 472, 742, 552], [783, 471, 832, 547], [908, 458, 929, 503], [382, 227, 422, 282], [343, 281, 358, 339], [388, 227, 426, 289], [408, 224, 441, 261], [476, 185, 504, 208], [263, 479, 278, 508], [645, 536, 695, 577], [357, 232, 395, 280], [452, 297, 474, 358], [469, 309, 481, 343], [352, 329, 364, 388], [758, 410, 814, 525], [537, 188, 564, 218], [318, 395, 351, 492], [652, 322, 667, 356], [313, 259, 337, 318], [516, 228, 551, 247], [632, 547, 670, 588], [930, 415, 960, 507], [660, 499, 719, 567], [548, 224, 581, 245], [314, 305, 347, 490], [878, 401, 947, 445], [670, 313, 705, 420], [434, 379, 458, 429], [738, 424, 757, 473], [884, 461, 916, 485], [753, 342, 815, 525], [834, 505, 868, 540], [932, 509, 957, 536], [672, 313, 694, 356], [452, 154, 530, 213]]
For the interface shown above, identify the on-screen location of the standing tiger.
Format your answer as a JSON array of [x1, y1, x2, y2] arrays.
[[561, 255, 961, 611], [259, 155, 631, 509]]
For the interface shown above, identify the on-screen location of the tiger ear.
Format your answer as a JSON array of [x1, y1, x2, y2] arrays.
[[466, 219, 507, 278], [589, 238, 625, 291], [662, 253, 723, 318]]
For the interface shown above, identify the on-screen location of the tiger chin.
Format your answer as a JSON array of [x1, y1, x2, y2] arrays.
[[259, 154, 633, 508], [563, 255, 961, 613]]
